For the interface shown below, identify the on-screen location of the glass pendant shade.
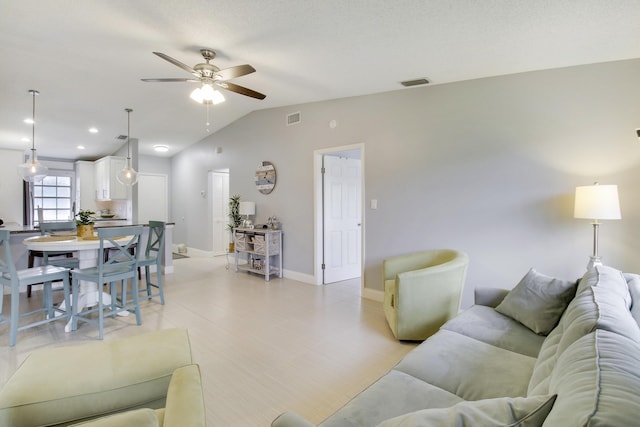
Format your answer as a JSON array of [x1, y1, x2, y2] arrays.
[[18, 89, 48, 182], [116, 108, 138, 186], [116, 158, 138, 186], [18, 148, 48, 182]]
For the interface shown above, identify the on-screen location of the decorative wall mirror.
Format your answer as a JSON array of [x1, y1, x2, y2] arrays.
[[255, 161, 276, 194]]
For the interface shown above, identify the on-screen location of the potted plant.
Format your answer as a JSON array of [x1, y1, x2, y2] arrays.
[[227, 195, 242, 252], [75, 209, 95, 239]]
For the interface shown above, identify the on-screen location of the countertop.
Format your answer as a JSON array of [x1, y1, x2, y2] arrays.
[[2, 221, 174, 234]]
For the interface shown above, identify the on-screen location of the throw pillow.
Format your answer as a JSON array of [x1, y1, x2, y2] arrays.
[[376, 394, 556, 427], [495, 268, 576, 335]]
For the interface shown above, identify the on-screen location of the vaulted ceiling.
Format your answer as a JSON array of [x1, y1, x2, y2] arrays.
[[1, 0, 639, 160]]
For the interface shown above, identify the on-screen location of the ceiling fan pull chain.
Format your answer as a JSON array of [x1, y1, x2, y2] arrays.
[[206, 103, 211, 132]]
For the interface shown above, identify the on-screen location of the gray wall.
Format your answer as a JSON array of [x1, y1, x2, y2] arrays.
[[171, 58, 640, 307]]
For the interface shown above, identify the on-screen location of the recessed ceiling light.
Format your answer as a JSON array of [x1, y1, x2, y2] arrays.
[[77, 145, 85, 150], [21, 137, 30, 142], [24, 118, 34, 124], [154, 144, 169, 152], [88, 127, 98, 134]]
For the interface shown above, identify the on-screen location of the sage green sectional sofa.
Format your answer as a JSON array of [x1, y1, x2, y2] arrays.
[[273, 265, 640, 426], [0, 328, 205, 427]]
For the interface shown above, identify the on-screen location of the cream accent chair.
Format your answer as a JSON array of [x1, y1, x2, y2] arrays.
[[383, 249, 469, 340]]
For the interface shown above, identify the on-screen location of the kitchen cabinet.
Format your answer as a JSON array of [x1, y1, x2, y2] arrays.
[[95, 156, 127, 201], [75, 160, 96, 212]]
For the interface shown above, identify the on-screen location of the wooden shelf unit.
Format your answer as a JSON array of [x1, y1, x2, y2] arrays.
[[234, 228, 282, 281]]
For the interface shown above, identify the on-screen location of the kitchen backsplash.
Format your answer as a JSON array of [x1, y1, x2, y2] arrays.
[[94, 200, 128, 219]]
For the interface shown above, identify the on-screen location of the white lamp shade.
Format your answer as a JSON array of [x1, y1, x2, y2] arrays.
[[574, 184, 621, 220], [239, 201, 256, 216]]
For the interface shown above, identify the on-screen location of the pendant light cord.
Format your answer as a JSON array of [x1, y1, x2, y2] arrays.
[[29, 89, 39, 153], [125, 108, 133, 159]]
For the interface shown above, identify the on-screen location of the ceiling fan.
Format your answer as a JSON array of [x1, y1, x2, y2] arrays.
[[141, 49, 266, 103]]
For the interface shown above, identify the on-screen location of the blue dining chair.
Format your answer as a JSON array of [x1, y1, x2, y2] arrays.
[[0, 230, 71, 346], [27, 220, 80, 297], [138, 221, 166, 304], [70, 225, 143, 340]]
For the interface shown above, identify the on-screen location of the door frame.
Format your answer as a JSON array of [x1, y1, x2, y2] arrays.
[[313, 143, 365, 287]]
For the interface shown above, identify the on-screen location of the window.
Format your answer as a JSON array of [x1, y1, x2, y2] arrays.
[[33, 173, 74, 224]]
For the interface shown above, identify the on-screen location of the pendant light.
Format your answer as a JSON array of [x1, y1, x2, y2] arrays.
[[17, 89, 48, 182], [116, 108, 138, 186]]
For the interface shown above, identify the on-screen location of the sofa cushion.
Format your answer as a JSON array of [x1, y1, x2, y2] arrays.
[[495, 268, 577, 335], [376, 394, 557, 427], [528, 266, 640, 395], [442, 305, 545, 357], [394, 330, 536, 401], [318, 370, 463, 427], [625, 272, 640, 328], [68, 408, 159, 426], [577, 265, 631, 306], [0, 328, 193, 427], [542, 330, 640, 426]]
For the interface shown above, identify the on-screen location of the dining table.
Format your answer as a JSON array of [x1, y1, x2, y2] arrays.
[[23, 232, 133, 332]]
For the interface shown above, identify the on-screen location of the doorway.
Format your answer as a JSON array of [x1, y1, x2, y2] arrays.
[[209, 170, 229, 256], [314, 144, 364, 285]]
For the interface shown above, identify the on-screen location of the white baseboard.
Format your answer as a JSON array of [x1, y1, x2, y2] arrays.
[[283, 269, 316, 285]]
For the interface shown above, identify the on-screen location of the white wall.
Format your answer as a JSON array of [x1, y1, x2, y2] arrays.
[[171, 58, 640, 307], [0, 149, 25, 225]]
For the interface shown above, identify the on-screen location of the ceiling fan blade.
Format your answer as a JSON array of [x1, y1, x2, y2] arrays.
[[153, 52, 200, 77], [141, 78, 200, 82], [218, 81, 266, 100], [215, 64, 256, 80]]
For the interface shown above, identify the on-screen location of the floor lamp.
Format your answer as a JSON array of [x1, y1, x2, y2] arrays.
[[574, 183, 621, 270]]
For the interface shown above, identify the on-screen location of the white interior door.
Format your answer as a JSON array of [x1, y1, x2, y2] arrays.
[[138, 173, 168, 224], [210, 171, 229, 256], [323, 155, 362, 283]]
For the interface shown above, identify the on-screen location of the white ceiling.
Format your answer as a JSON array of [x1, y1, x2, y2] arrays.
[[1, 0, 639, 161]]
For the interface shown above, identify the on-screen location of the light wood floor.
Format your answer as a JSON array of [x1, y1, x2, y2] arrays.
[[0, 254, 416, 426]]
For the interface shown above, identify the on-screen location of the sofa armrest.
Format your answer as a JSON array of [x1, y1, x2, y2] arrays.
[[475, 287, 509, 308], [272, 412, 317, 427], [163, 364, 206, 427], [0, 328, 193, 427], [69, 408, 159, 427]]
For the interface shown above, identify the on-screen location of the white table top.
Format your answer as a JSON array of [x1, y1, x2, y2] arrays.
[[23, 234, 132, 251]]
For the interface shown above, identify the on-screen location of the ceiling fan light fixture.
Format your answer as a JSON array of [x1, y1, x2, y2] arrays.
[[190, 84, 225, 105], [190, 87, 204, 103], [18, 89, 48, 182]]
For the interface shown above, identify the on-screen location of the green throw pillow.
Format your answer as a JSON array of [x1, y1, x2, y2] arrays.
[[376, 394, 557, 427], [496, 268, 576, 335]]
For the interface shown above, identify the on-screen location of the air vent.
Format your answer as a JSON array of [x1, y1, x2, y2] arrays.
[[116, 134, 128, 140], [400, 78, 430, 87], [287, 112, 301, 126]]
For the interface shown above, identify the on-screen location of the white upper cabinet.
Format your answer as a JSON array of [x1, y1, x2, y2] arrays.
[[94, 156, 127, 200]]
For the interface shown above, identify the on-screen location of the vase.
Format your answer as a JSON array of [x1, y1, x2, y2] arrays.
[[77, 224, 95, 239]]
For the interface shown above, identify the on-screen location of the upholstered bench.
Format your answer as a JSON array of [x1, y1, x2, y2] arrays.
[[0, 328, 205, 427]]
